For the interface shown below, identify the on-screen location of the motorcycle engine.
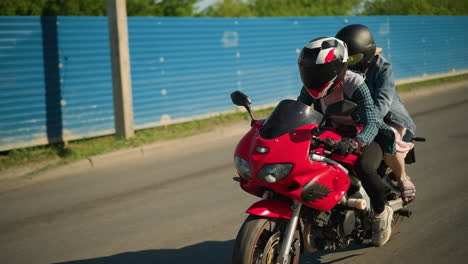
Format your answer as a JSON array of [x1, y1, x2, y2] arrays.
[[304, 206, 357, 251]]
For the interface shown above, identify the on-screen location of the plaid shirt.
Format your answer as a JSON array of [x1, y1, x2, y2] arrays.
[[298, 72, 396, 155]]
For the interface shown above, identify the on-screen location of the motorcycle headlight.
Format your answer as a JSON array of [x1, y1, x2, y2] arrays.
[[258, 163, 293, 183], [235, 156, 252, 180]]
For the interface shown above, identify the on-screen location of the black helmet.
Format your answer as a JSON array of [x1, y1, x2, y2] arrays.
[[335, 24, 376, 72], [298, 37, 348, 99]]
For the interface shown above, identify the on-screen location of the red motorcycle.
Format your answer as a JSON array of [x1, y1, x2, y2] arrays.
[[230, 91, 423, 264]]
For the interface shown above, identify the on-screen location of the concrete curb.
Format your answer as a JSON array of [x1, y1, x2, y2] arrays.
[[1, 79, 467, 192]]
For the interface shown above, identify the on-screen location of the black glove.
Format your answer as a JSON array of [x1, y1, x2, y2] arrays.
[[334, 137, 359, 156]]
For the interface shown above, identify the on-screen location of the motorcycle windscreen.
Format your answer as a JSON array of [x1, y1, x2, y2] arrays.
[[260, 99, 323, 139]]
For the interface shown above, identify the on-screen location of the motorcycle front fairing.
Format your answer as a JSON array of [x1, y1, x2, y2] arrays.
[[235, 100, 352, 212]]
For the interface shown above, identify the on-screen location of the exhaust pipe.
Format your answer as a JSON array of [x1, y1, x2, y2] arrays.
[[303, 222, 319, 253], [399, 208, 412, 218]]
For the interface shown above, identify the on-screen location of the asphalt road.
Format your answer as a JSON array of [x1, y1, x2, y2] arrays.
[[1, 84, 467, 264]]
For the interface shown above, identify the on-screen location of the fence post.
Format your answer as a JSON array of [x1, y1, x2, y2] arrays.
[[107, 0, 134, 139]]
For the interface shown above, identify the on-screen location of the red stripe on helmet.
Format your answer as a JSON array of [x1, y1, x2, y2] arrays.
[[306, 77, 344, 99], [306, 86, 320, 98], [306, 81, 330, 99], [325, 48, 335, 63]]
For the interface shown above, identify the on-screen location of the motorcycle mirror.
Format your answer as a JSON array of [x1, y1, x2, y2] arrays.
[[231, 91, 251, 107], [231, 91, 256, 124], [325, 100, 357, 116]]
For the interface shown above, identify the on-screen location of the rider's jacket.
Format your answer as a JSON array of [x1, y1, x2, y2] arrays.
[[298, 71, 396, 155], [365, 55, 417, 137]]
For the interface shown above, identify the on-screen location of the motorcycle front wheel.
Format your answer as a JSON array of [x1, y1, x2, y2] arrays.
[[232, 215, 301, 264]]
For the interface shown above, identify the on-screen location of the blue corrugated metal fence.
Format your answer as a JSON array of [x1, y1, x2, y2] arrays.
[[0, 17, 49, 151], [1, 16, 467, 151]]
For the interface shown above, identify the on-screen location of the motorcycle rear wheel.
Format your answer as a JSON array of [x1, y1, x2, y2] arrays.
[[232, 215, 301, 264]]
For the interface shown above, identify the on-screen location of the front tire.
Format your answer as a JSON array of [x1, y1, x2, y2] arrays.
[[232, 215, 300, 264]]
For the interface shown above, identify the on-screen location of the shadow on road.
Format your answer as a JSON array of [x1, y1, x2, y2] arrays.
[[300, 242, 368, 264], [54, 240, 367, 264], [54, 240, 235, 264]]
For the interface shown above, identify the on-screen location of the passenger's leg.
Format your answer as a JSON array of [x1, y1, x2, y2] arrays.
[[385, 123, 416, 203], [356, 141, 386, 214], [356, 141, 393, 247], [384, 153, 416, 203]]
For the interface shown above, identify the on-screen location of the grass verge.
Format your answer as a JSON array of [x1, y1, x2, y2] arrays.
[[396, 73, 468, 92], [1, 73, 467, 173], [0, 107, 273, 173]]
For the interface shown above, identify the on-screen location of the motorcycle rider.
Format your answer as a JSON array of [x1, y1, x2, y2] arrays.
[[335, 24, 416, 203], [297, 37, 395, 246]]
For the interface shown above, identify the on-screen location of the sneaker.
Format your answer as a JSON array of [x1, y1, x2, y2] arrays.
[[371, 205, 393, 247]]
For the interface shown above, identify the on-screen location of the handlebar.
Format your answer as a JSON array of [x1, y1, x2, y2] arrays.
[[312, 136, 362, 156], [353, 150, 363, 156], [312, 135, 425, 156]]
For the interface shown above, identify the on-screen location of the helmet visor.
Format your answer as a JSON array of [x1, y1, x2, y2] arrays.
[[348, 53, 364, 66], [299, 64, 336, 94]]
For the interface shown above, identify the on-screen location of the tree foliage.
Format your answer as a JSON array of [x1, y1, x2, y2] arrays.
[[250, 0, 361, 17], [203, 0, 362, 17], [0, 0, 49, 16], [204, 0, 255, 17], [0, 0, 199, 16], [1, 0, 467, 16], [361, 0, 468, 15], [44, 0, 108, 16], [204, 0, 468, 17]]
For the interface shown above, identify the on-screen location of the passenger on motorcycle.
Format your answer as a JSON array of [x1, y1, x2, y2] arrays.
[[335, 24, 416, 204], [297, 37, 395, 246]]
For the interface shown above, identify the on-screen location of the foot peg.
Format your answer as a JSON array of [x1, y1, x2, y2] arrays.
[[399, 209, 412, 218]]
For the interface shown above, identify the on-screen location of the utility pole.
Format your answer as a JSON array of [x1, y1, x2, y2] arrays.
[[107, 0, 134, 139]]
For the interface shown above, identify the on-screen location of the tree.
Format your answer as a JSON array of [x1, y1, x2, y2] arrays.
[[0, 0, 200, 16], [127, 0, 165, 16], [361, 0, 468, 15], [251, 0, 362, 17], [202, 0, 363, 17], [0, 0, 49, 16], [43, 0, 107, 16], [204, 0, 255, 17], [158, 0, 198, 16], [2, 0, 466, 18]]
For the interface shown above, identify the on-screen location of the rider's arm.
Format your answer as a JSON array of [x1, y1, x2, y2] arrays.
[[371, 57, 395, 120], [352, 82, 379, 146]]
